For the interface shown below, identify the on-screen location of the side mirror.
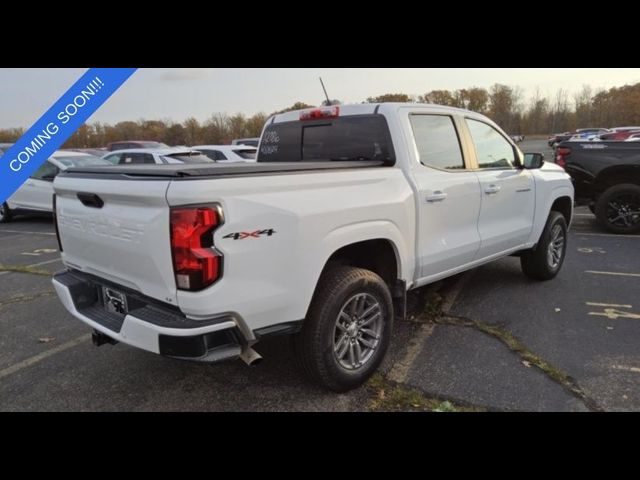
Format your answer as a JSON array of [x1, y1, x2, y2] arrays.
[[523, 152, 544, 169]]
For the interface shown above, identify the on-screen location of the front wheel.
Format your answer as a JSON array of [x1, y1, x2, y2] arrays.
[[521, 211, 568, 281], [594, 184, 640, 234], [293, 266, 394, 392], [0, 202, 11, 223]]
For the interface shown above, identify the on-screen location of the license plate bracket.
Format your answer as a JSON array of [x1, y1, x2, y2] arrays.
[[102, 286, 128, 315]]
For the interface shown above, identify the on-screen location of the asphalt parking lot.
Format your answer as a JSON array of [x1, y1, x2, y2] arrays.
[[1, 141, 639, 411]]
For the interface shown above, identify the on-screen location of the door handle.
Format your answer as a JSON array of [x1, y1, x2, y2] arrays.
[[484, 185, 501, 194], [425, 191, 448, 203]]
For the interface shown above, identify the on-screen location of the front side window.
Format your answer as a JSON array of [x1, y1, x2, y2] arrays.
[[410, 115, 465, 170], [466, 119, 516, 169], [104, 153, 121, 164], [32, 161, 59, 180], [54, 155, 111, 168]]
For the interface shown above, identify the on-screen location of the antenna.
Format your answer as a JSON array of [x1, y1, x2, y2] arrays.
[[319, 77, 331, 106]]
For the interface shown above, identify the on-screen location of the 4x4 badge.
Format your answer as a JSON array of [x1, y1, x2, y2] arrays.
[[223, 229, 276, 240]]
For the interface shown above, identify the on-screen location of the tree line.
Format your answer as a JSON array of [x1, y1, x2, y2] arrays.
[[366, 82, 640, 134], [1, 82, 639, 146]]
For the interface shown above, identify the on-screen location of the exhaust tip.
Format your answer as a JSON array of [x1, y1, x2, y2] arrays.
[[240, 347, 263, 367]]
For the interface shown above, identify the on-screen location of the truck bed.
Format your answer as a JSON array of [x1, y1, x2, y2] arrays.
[[62, 160, 387, 179]]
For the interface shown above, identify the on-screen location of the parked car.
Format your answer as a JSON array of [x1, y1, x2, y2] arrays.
[[0, 143, 14, 156], [0, 151, 110, 222], [52, 103, 573, 391], [192, 145, 257, 162], [568, 134, 601, 142], [600, 128, 640, 141], [102, 148, 214, 165], [556, 140, 640, 233], [567, 128, 610, 142], [231, 137, 260, 147], [69, 148, 108, 157], [625, 133, 640, 142], [548, 132, 573, 148], [106, 141, 169, 151]]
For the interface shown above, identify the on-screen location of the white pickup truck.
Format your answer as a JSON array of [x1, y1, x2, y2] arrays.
[[52, 103, 573, 391]]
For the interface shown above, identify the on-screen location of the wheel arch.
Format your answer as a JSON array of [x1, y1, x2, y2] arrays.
[[594, 165, 640, 195], [304, 223, 413, 322]]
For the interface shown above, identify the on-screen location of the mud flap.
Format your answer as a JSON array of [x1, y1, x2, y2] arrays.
[[393, 279, 407, 322]]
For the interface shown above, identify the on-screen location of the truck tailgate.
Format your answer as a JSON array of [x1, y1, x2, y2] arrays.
[[54, 176, 178, 305]]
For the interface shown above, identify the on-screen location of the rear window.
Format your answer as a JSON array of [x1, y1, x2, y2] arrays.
[[257, 114, 395, 164], [233, 149, 256, 160]]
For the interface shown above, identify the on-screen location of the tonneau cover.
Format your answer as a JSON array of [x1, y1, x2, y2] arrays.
[[61, 160, 386, 179]]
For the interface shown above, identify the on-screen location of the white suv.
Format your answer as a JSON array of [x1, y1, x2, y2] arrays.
[[191, 145, 257, 162], [102, 148, 214, 165], [1, 150, 110, 222]]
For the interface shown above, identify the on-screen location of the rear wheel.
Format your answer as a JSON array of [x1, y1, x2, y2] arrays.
[[0, 202, 11, 223], [293, 266, 394, 392], [521, 211, 567, 281], [594, 184, 640, 234]]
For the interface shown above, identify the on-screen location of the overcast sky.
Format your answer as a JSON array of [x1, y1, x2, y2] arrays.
[[1, 68, 640, 129]]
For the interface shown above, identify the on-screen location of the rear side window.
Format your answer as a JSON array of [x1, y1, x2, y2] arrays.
[[199, 150, 227, 161], [258, 114, 395, 164], [165, 154, 214, 164], [119, 153, 155, 164], [233, 149, 256, 160], [410, 115, 465, 170]]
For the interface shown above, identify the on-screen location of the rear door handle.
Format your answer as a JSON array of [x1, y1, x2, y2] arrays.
[[425, 191, 448, 203], [484, 185, 501, 194]]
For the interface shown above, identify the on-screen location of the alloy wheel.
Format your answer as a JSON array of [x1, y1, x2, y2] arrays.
[[333, 293, 383, 370]]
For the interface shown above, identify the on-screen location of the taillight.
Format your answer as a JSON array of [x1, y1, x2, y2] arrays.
[[300, 106, 340, 120], [52, 194, 63, 252], [556, 147, 571, 168], [170, 206, 223, 291]]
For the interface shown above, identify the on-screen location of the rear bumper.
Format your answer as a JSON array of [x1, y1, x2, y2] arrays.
[[52, 270, 244, 362]]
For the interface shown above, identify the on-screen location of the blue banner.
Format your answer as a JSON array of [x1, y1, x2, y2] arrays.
[[0, 68, 137, 204]]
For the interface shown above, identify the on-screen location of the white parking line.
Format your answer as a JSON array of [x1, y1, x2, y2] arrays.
[[0, 334, 90, 380], [0, 230, 56, 236], [612, 365, 640, 374], [587, 302, 633, 308], [0, 258, 62, 277], [586, 270, 640, 278], [388, 270, 475, 384], [576, 232, 640, 238], [387, 324, 434, 384], [26, 258, 62, 267]]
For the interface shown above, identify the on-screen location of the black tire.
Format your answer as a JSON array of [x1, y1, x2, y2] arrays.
[[521, 211, 568, 281], [594, 184, 640, 234], [0, 202, 11, 223], [588, 203, 596, 215], [293, 266, 394, 392]]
